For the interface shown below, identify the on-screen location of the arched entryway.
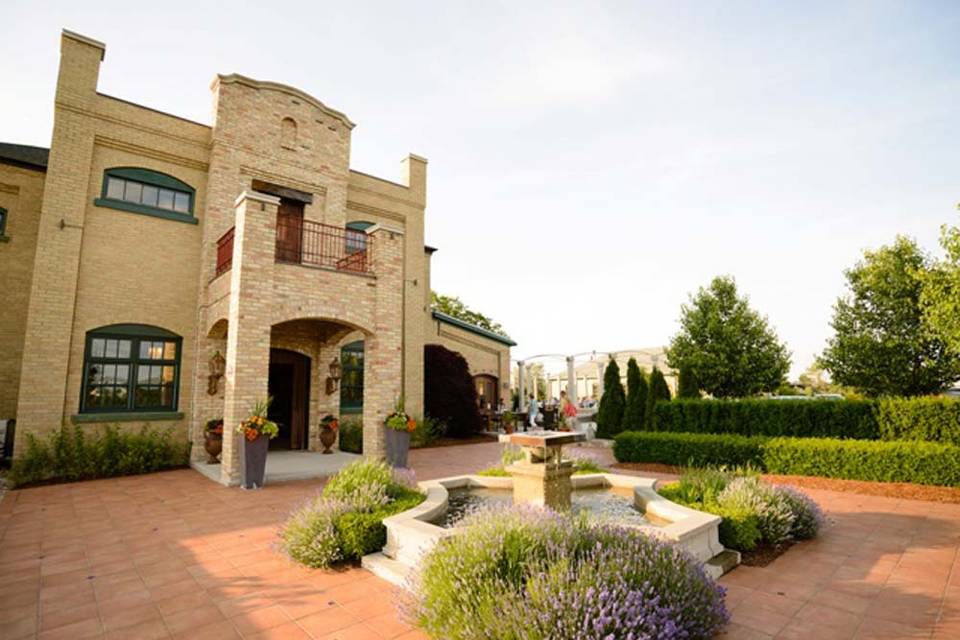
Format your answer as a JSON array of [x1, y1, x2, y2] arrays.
[[268, 348, 311, 450]]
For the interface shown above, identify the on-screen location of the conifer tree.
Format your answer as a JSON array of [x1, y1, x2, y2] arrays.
[[677, 366, 700, 399], [645, 367, 672, 428], [622, 358, 648, 430], [596, 358, 625, 438]]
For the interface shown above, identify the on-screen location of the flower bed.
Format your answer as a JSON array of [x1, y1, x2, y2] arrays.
[[279, 459, 424, 567], [407, 505, 729, 640], [657, 467, 823, 555]]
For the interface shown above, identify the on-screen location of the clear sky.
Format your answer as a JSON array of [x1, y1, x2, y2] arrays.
[[3, 2, 958, 377]]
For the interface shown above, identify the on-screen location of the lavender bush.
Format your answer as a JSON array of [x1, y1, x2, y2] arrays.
[[278, 496, 349, 568], [776, 485, 824, 539], [279, 459, 424, 568], [716, 477, 794, 545], [408, 505, 728, 640]]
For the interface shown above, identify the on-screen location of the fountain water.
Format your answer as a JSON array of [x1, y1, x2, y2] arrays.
[[505, 431, 585, 510]]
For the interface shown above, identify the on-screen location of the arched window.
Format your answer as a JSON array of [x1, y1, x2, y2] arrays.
[[345, 220, 374, 255], [340, 340, 364, 411], [81, 324, 182, 413], [281, 117, 298, 149], [95, 167, 196, 224]]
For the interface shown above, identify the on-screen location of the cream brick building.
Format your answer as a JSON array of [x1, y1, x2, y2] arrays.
[[0, 30, 514, 484]]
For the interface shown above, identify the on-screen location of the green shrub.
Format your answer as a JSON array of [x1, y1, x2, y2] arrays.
[[653, 398, 879, 439], [659, 478, 763, 550], [334, 487, 425, 560], [476, 466, 511, 477], [411, 416, 445, 448], [876, 397, 960, 445], [646, 367, 672, 428], [763, 436, 960, 486], [8, 424, 189, 487], [717, 477, 794, 545], [613, 431, 766, 467], [338, 418, 362, 454], [715, 505, 763, 551], [279, 497, 348, 568], [677, 366, 701, 399]]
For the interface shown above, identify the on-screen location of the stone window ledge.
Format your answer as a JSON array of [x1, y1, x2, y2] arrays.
[[93, 198, 198, 225], [71, 411, 184, 424]]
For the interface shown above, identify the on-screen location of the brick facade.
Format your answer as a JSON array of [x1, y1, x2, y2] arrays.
[[1, 30, 512, 483]]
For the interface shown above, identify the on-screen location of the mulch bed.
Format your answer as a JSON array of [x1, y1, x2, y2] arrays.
[[740, 541, 795, 567], [612, 462, 960, 504], [412, 434, 499, 449]]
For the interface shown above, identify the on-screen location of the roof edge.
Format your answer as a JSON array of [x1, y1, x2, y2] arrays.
[[214, 74, 356, 130], [432, 310, 517, 347]]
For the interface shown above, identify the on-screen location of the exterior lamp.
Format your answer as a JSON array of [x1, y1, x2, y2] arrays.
[[325, 357, 342, 395], [207, 350, 226, 395]]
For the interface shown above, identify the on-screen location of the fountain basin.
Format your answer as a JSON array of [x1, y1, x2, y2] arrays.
[[362, 472, 738, 586]]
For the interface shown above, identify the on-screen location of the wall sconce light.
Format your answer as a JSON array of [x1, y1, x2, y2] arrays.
[[207, 350, 226, 395], [325, 356, 342, 395]]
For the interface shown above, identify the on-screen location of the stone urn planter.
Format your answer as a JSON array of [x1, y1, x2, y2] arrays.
[[319, 414, 338, 454], [237, 398, 279, 490], [203, 418, 223, 464], [385, 400, 415, 468]]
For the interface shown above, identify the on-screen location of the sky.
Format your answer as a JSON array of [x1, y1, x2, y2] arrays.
[[3, 1, 958, 377]]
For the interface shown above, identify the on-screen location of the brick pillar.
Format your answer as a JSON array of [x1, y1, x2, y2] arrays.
[[220, 191, 278, 485], [362, 225, 405, 460], [13, 32, 105, 455]]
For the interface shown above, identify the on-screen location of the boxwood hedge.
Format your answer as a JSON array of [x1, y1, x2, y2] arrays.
[[613, 431, 766, 468]]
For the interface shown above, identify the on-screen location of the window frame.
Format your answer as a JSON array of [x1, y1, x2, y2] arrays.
[[339, 340, 365, 411], [94, 167, 198, 225], [345, 220, 374, 255], [80, 324, 183, 415], [0, 207, 7, 240]]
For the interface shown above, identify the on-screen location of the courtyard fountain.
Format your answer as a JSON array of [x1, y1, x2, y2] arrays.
[[362, 430, 739, 586]]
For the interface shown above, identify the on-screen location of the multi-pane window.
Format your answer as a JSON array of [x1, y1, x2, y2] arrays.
[[96, 168, 195, 222], [82, 326, 181, 413], [104, 175, 191, 213], [339, 341, 364, 410]]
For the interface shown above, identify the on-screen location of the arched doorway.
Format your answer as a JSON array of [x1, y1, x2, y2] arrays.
[[268, 348, 310, 450], [474, 374, 499, 412]]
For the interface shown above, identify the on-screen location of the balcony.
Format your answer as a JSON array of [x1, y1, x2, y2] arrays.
[[214, 220, 374, 277]]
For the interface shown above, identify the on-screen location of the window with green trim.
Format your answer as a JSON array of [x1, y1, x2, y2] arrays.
[[81, 324, 182, 413], [95, 167, 196, 223], [0, 207, 7, 236], [345, 220, 374, 255], [340, 340, 364, 410]]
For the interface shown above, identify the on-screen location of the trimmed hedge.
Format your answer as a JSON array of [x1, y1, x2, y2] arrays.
[[652, 399, 878, 439], [614, 430, 960, 487], [653, 397, 960, 444], [613, 431, 766, 468], [763, 437, 960, 487], [876, 397, 960, 446]]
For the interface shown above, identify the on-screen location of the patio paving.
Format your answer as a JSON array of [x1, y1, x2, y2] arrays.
[[1, 441, 959, 639]]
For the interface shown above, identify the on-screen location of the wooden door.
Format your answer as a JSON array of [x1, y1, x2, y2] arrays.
[[268, 349, 310, 450], [275, 199, 304, 263]]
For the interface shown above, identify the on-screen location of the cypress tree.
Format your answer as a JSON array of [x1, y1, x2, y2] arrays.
[[645, 367, 672, 428], [677, 366, 701, 399], [596, 358, 626, 438], [622, 358, 648, 430]]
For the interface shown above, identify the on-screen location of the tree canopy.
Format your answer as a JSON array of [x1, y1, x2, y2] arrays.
[[921, 220, 960, 357], [666, 276, 791, 398], [431, 292, 510, 338], [819, 236, 960, 397]]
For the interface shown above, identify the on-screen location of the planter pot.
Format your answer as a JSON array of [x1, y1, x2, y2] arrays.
[[385, 428, 411, 468], [242, 434, 269, 489], [319, 426, 337, 454], [204, 433, 222, 464]]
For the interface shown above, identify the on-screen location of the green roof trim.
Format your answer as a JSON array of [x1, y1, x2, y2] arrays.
[[432, 310, 516, 346]]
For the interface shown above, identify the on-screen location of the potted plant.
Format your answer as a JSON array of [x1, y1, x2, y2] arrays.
[[319, 414, 339, 454], [502, 410, 515, 434], [203, 418, 224, 463], [236, 398, 279, 489], [385, 397, 416, 468]]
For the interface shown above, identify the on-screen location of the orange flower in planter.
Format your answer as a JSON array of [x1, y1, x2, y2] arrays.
[[406, 418, 417, 433]]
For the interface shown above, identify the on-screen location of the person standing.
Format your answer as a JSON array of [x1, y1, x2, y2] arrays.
[[527, 394, 538, 430], [560, 390, 578, 431]]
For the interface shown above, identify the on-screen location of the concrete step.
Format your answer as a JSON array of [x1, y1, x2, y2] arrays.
[[362, 552, 412, 588], [705, 549, 741, 579]]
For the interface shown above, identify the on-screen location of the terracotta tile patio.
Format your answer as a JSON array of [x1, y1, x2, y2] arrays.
[[1, 441, 959, 639]]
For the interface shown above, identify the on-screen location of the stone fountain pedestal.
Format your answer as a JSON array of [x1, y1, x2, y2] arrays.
[[506, 431, 585, 510]]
